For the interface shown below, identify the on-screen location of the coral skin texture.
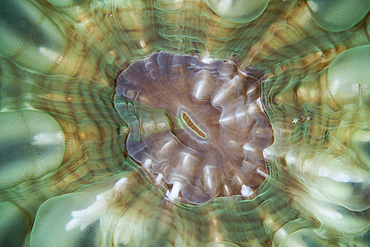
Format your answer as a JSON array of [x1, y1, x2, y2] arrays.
[[0, 0, 369, 246]]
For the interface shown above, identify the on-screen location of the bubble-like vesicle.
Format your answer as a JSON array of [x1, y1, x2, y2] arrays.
[[286, 150, 369, 211], [0, 202, 30, 247], [351, 128, 370, 167], [307, 0, 370, 32], [327, 44, 370, 107], [0, 1, 67, 73], [204, 0, 270, 23], [0, 110, 65, 189], [30, 192, 100, 247]]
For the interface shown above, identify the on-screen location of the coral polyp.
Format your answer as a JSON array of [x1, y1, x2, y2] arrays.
[[114, 52, 272, 204], [0, 0, 369, 246]]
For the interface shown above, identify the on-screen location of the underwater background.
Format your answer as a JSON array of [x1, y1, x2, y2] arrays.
[[0, 0, 369, 246]]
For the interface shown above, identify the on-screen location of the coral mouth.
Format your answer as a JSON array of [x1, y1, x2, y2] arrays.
[[114, 52, 273, 204]]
